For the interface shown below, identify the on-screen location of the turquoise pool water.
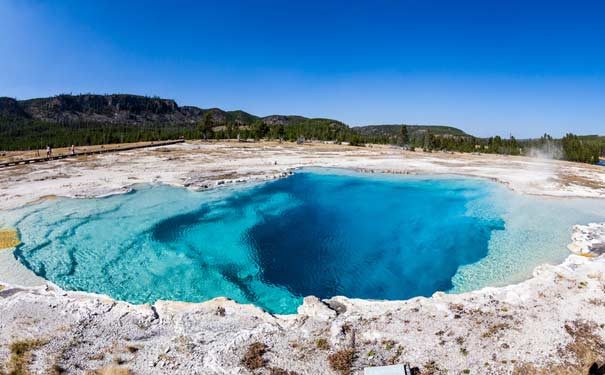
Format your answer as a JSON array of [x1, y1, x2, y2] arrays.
[[8, 169, 605, 314]]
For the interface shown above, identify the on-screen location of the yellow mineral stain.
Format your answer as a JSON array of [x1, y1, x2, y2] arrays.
[[30, 194, 58, 204], [0, 229, 20, 249]]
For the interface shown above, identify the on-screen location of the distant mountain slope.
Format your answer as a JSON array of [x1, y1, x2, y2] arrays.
[[0, 93, 473, 150], [0, 94, 351, 150], [353, 124, 471, 138], [1, 94, 256, 125], [0, 94, 347, 128]]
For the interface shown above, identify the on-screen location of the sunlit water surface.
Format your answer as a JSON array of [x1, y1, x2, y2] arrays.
[[7, 169, 605, 314]]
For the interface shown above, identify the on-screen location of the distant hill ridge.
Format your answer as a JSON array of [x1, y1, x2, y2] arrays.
[[353, 124, 471, 139], [0, 94, 346, 128], [0, 94, 467, 134], [0, 94, 473, 150]]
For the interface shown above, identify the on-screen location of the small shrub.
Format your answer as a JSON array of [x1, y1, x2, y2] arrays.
[[242, 342, 267, 370], [388, 345, 404, 365], [328, 349, 356, 375], [316, 338, 329, 350], [481, 323, 510, 338], [382, 339, 395, 350], [269, 367, 299, 375], [424, 361, 439, 372]]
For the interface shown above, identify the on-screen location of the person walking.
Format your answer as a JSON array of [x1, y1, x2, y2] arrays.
[[46, 145, 51, 158]]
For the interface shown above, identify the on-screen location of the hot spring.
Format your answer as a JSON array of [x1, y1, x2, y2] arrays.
[[8, 169, 605, 314]]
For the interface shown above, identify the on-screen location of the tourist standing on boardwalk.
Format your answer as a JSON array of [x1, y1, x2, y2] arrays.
[[70, 145, 75, 155], [46, 145, 51, 158]]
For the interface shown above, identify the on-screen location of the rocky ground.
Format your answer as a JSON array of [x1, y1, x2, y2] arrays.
[[1, 141, 605, 374]]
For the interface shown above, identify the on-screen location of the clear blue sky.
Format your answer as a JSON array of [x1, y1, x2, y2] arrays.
[[1, 0, 604, 138]]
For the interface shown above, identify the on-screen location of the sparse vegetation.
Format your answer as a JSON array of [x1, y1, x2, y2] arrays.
[[327, 349, 356, 375], [241, 342, 267, 370], [4, 339, 48, 375], [8, 339, 48, 375], [315, 338, 329, 350], [388, 345, 404, 365], [382, 339, 395, 351], [482, 323, 510, 338], [513, 320, 605, 374], [423, 360, 444, 374], [269, 367, 299, 375]]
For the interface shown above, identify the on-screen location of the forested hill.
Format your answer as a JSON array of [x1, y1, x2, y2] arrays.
[[0, 94, 352, 150], [0, 94, 330, 128], [353, 124, 470, 138], [0, 94, 465, 150]]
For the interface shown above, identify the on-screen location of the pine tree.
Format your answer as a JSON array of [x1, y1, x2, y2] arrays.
[[399, 125, 409, 146], [199, 112, 214, 140]]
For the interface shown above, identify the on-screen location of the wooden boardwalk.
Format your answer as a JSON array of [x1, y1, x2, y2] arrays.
[[0, 139, 185, 169]]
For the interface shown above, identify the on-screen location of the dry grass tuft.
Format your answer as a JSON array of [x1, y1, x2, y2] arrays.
[[4, 339, 48, 375], [327, 349, 356, 375], [241, 342, 267, 370]]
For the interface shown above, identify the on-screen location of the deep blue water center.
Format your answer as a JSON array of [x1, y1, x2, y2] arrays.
[[247, 173, 504, 301], [14, 171, 512, 313]]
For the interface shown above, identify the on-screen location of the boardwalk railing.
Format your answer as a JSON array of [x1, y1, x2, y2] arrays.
[[0, 140, 185, 169]]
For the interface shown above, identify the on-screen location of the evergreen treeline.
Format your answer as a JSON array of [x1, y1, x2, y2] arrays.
[[2, 94, 602, 164], [560, 133, 601, 163], [1, 115, 603, 165], [0, 118, 193, 150], [0, 116, 358, 150], [383, 127, 603, 164]]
